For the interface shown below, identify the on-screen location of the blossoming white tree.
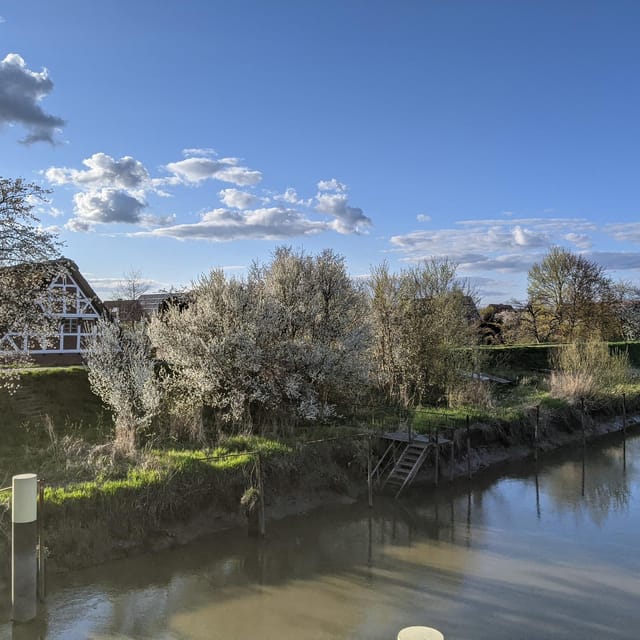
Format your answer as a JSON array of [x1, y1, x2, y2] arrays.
[[149, 247, 369, 434], [0, 177, 64, 379], [85, 318, 161, 452]]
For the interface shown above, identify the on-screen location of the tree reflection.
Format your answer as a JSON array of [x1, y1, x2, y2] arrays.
[[544, 444, 633, 526]]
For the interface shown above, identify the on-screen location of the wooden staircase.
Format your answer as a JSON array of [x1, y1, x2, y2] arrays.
[[380, 441, 430, 498]]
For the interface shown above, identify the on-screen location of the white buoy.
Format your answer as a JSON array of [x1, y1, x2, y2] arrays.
[[11, 473, 38, 623], [397, 626, 445, 640]]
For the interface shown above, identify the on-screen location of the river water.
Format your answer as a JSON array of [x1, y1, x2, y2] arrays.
[[1, 431, 639, 640]]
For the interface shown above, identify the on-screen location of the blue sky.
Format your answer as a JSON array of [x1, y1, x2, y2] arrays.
[[2, 0, 640, 303]]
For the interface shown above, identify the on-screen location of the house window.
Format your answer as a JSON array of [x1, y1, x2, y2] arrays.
[[62, 319, 80, 334]]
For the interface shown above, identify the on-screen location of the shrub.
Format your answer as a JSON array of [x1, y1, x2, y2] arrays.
[[549, 341, 630, 402], [447, 378, 493, 410]]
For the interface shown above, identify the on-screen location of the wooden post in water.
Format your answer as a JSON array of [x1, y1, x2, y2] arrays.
[[534, 405, 540, 463], [449, 429, 454, 483], [367, 435, 373, 508], [434, 426, 439, 487], [256, 453, 266, 537], [11, 473, 38, 623], [466, 415, 471, 480], [622, 392, 627, 468], [37, 479, 46, 602], [580, 397, 586, 449], [535, 468, 541, 520]]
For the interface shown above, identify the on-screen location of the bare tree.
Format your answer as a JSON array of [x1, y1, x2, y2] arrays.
[[610, 281, 640, 341], [369, 258, 479, 407], [526, 247, 614, 342], [113, 268, 151, 323]]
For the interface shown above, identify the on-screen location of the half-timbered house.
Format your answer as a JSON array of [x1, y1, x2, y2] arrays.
[[0, 258, 106, 365]]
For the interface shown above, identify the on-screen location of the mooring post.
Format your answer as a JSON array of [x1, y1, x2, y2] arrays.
[[255, 453, 266, 537], [434, 426, 439, 487], [397, 625, 445, 640], [37, 479, 46, 602], [622, 392, 627, 466], [534, 404, 540, 463], [449, 429, 454, 483], [580, 397, 586, 449], [11, 473, 38, 623], [367, 434, 373, 508], [466, 415, 471, 480]]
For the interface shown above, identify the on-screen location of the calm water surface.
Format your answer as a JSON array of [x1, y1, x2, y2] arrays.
[[1, 432, 639, 640]]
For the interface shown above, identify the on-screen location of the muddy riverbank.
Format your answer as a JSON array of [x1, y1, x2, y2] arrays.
[[1, 407, 639, 586]]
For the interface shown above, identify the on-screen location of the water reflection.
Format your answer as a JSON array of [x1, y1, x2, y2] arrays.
[[0, 431, 638, 640]]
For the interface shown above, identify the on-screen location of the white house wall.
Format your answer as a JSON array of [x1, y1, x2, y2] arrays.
[[0, 272, 101, 355]]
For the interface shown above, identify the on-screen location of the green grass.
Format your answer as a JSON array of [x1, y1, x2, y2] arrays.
[[0, 366, 109, 447], [2, 360, 638, 515]]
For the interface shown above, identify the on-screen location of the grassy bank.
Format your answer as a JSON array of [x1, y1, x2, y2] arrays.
[[0, 370, 368, 571], [1, 359, 639, 574]]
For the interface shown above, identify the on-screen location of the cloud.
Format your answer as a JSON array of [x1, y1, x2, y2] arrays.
[[165, 156, 262, 186], [0, 53, 65, 144], [272, 187, 309, 206], [565, 233, 592, 249], [141, 206, 328, 242], [511, 225, 548, 247], [604, 223, 640, 244], [138, 178, 371, 241], [45, 152, 150, 193], [314, 179, 371, 234], [390, 217, 595, 271], [585, 251, 640, 271], [182, 147, 216, 157], [416, 214, 431, 222], [66, 189, 148, 231], [317, 178, 347, 193], [219, 188, 261, 210], [47, 152, 177, 230], [46, 150, 370, 239]]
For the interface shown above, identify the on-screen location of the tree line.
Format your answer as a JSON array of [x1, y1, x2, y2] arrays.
[[2, 175, 639, 450], [481, 247, 640, 345]]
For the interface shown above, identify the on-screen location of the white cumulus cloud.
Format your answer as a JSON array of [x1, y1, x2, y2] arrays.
[[272, 187, 309, 206], [46, 150, 370, 240], [141, 206, 327, 242], [219, 188, 261, 210], [317, 178, 347, 193], [315, 180, 371, 234], [0, 53, 65, 144], [46, 153, 150, 193], [67, 189, 148, 230], [165, 156, 262, 186]]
